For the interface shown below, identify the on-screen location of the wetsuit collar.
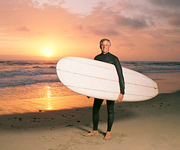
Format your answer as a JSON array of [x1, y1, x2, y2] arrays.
[[102, 52, 110, 55]]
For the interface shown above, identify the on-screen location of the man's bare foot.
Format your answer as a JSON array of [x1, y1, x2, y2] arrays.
[[85, 130, 99, 136], [104, 131, 111, 140]]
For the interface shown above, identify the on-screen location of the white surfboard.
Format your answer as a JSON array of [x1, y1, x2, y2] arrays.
[[56, 57, 158, 102]]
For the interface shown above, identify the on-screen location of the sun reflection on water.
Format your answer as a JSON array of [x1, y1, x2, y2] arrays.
[[46, 86, 52, 110], [47, 86, 51, 98]]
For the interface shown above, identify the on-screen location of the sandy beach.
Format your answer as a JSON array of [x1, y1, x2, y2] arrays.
[[0, 90, 180, 150], [1, 61, 180, 150]]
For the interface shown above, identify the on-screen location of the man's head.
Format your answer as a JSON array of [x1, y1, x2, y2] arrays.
[[100, 38, 111, 54]]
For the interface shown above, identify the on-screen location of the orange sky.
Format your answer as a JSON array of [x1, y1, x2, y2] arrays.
[[0, 0, 180, 61]]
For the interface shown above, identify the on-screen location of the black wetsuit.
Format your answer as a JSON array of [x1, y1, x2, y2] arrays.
[[93, 52, 125, 132]]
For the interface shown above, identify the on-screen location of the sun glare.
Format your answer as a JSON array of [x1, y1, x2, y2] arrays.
[[45, 51, 51, 57], [43, 47, 53, 57]]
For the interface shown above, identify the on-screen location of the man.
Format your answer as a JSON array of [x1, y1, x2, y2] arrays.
[[85, 38, 125, 140]]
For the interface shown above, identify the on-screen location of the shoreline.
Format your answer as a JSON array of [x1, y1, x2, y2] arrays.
[[1, 71, 180, 116], [1, 90, 180, 130], [0, 90, 180, 150]]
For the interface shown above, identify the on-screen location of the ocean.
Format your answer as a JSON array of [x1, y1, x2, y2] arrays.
[[0, 60, 180, 88], [0, 59, 180, 114]]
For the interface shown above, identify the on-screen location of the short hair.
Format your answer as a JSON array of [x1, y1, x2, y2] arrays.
[[100, 38, 111, 49]]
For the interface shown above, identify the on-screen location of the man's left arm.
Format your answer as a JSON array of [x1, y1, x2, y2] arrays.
[[114, 57, 125, 102]]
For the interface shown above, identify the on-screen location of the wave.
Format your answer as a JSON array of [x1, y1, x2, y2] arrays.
[[0, 67, 56, 78], [121, 61, 180, 73], [1, 60, 180, 78], [0, 74, 59, 87], [1, 60, 180, 88], [0, 60, 57, 66], [122, 61, 180, 67]]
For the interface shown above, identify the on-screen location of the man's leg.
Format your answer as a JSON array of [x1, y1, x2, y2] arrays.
[[104, 100, 115, 140], [85, 98, 103, 136], [93, 98, 104, 131]]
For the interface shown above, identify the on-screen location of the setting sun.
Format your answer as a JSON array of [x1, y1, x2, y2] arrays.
[[45, 51, 51, 57], [43, 47, 53, 57]]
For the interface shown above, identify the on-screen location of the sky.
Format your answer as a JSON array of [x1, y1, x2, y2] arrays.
[[0, 0, 180, 61]]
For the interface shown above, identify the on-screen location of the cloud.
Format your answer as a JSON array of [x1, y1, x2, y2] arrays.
[[168, 13, 180, 27], [153, 10, 180, 27], [152, 43, 166, 48], [91, 28, 120, 36], [114, 15, 148, 29], [119, 42, 135, 47], [171, 40, 180, 44], [149, 0, 180, 8], [149, 43, 168, 52], [0, 0, 180, 61], [17, 26, 30, 32], [80, 1, 150, 37], [0, 34, 22, 41]]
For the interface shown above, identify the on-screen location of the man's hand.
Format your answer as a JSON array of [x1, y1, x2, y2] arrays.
[[116, 94, 124, 103]]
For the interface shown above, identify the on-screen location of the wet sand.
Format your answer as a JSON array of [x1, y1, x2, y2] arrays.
[[0, 91, 180, 150], [1, 72, 180, 115]]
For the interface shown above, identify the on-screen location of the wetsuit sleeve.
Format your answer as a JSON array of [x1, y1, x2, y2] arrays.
[[114, 57, 125, 95]]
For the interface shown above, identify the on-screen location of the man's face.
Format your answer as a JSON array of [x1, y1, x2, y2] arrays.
[[101, 40, 110, 54]]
